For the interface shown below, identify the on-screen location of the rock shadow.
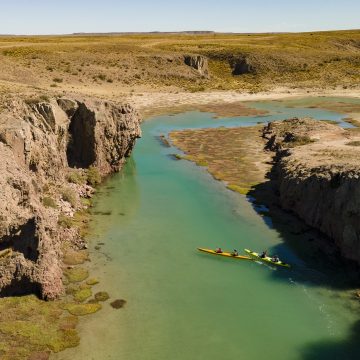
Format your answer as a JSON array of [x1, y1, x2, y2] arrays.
[[300, 319, 360, 360], [247, 163, 360, 290], [0, 217, 39, 262]]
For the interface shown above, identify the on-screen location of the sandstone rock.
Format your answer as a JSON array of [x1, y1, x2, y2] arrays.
[[0, 97, 141, 299], [263, 118, 360, 265]]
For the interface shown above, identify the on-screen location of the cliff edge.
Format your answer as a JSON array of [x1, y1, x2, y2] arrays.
[[263, 118, 360, 264], [0, 97, 141, 299]]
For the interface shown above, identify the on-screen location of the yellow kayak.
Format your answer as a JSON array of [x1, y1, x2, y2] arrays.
[[198, 248, 252, 261], [244, 249, 290, 268]]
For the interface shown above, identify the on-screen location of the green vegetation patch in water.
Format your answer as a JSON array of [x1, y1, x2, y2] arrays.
[[73, 288, 92, 303], [62, 303, 102, 316], [94, 291, 110, 302], [64, 267, 89, 283], [0, 295, 80, 359]]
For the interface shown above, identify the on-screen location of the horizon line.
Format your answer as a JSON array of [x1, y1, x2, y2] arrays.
[[0, 28, 359, 37]]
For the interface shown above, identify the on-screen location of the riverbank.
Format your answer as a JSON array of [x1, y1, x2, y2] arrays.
[[0, 95, 141, 358], [1, 90, 360, 358], [54, 108, 360, 360], [169, 112, 360, 269], [129, 88, 360, 119]]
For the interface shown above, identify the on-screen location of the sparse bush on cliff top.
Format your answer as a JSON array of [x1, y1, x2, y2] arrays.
[[346, 141, 360, 146], [24, 94, 50, 105]]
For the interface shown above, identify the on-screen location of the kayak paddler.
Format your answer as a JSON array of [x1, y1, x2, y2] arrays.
[[260, 250, 267, 258], [215, 248, 223, 254], [231, 249, 239, 256]]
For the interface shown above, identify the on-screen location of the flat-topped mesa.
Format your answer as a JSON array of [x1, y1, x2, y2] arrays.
[[0, 97, 141, 299], [263, 117, 360, 264]]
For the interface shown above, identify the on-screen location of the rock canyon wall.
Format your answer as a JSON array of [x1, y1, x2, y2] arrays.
[[0, 97, 141, 299]]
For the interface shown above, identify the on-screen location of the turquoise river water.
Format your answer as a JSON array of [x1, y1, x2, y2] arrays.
[[56, 98, 360, 360]]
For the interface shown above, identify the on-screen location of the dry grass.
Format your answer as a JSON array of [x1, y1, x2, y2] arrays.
[[170, 126, 272, 194], [0, 30, 359, 98]]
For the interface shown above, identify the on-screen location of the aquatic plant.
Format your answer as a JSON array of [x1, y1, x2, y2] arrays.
[[110, 299, 127, 309], [94, 291, 110, 302], [64, 267, 89, 283], [86, 278, 99, 286], [73, 288, 92, 303], [61, 302, 102, 316], [0, 295, 80, 358]]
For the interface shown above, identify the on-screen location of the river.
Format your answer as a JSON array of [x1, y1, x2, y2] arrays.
[[55, 98, 360, 360]]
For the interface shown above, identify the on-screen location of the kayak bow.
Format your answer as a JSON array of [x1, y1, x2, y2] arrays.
[[198, 248, 252, 261], [244, 249, 290, 268]]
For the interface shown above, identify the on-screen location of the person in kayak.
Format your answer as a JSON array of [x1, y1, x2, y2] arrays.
[[271, 255, 280, 262], [215, 248, 223, 254], [260, 250, 267, 258], [231, 249, 239, 256]]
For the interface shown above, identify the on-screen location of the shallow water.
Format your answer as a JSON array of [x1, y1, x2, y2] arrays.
[[56, 98, 360, 360]]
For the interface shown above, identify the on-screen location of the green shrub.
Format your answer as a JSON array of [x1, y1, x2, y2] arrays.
[[58, 215, 73, 228], [85, 166, 101, 186], [96, 74, 106, 81], [42, 196, 57, 208], [67, 171, 86, 185], [61, 187, 77, 207]]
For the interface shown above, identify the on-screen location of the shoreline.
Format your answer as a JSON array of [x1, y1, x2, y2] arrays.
[[58, 102, 360, 360], [127, 87, 360, 118]]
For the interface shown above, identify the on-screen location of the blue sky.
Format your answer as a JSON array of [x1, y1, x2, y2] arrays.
[[0, 0, 359, 35]]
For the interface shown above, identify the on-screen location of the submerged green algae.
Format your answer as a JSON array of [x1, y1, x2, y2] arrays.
[[0, 295, 80, 359], [61, 302, 102, 316], [94, 291, 110, 302], [64, 267, 89, 283]]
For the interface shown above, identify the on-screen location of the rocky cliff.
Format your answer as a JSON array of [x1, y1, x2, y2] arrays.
[[0, 97, 141, 299], [262, 118, 360, 264], [184, 55, 209, 77]]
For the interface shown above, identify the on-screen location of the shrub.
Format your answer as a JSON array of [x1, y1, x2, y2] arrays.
[[97, 74, 106, 81], [61, 187, 77, 207], [42, 196, 57, 208], [58, 215, 73, 228], [53, 77, 63, 83], [85, 166, 101, 186], [67, 171, 86, 185], [346, 141, 360, 146], [24, 95, 49, 106]]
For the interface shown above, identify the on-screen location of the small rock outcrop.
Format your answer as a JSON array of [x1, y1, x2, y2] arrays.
[[230, 57, 254, 75], [184, 55, 209, 77], [262, 118, 360, 264], [0, 97, 141, 299]]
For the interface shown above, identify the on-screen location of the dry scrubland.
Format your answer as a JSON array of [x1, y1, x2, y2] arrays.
[[0, 31, 360, 358], [0, 30, 359, 102]]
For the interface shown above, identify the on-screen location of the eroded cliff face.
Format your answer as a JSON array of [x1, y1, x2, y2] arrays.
[[263, 118, 360, 264], [184, 55, 209, 77], [0, 97, 141, 299]]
